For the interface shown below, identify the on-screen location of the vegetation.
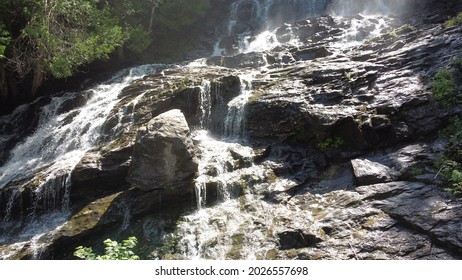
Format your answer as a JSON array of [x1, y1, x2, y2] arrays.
[[410, 166, 425, 176], [74, 236, 140, 260], [438, 116, 462, 196], [444, 12, 462, 28], [317, 137, 343, 152], [432, 69, 459, 107], [0, 0, 210, 108], [365, 24, 416, 44], [453, 57, 462, 70]]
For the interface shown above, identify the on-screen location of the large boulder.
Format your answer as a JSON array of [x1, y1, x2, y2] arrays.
[[351, 158, 397, 186], [127, 109, 198, 191]]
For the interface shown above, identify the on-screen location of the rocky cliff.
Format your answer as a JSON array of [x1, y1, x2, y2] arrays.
[[0, 0, 461, 259]]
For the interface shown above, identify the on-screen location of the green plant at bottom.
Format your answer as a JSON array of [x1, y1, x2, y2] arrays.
[[74, 236, 140, 260]]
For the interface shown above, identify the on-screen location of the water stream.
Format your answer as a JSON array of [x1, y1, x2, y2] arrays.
[[0, 0, 406, 259], [168, 0, 402, 260], [0, 64, 163, 258]]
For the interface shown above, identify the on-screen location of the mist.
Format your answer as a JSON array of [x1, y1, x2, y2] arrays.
[[326, 0, 417, 16]]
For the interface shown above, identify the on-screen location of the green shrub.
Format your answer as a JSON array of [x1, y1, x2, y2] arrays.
[[317, 137, 343, 152], [410, 166, 425, 176], [453, 57, 462, 70], [432, 69, 458, 107], [448, 169, 462, 196], [74, 236, 140, 260], [438, 116, 462, 196], [444, 12, 462, 28], [438, 160, 462, 196], [441, 116, 462, 161]]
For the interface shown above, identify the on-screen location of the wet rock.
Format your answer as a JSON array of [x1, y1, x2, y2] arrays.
[[127, 109, 198, 191], [278, 230, 323, 250], [351, 158, 398, 186], [228, 146, 253, 169], [56, 91, 94, 114], [0, 97, 52, 167], [293, 46, 333, 61], [206, 52, 267, 69], [314, 163, 356, 194], [70, 150, 131, 203], [357, 182, 462, 252]]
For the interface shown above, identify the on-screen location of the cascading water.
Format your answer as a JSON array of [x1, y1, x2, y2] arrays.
[[0, 64, 162, 258], [213, 0, 329, 55], [224, 75, 253, 139], [193, 74, 254, 209], [213, 0, 408, 57], [165, 0, 407, 260], [0, 0, 415, 260]]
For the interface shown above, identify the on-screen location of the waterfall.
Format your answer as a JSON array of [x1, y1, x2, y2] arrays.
[[327, 0, 414, 16], [169, 0, 403, 260], [198, 80, 212, 129], [0, 64, 162, 254], [213, 0, 329, 56], [0, 64, 161, 191], [0, 0, 412, 260], [224, 75, 253, 139]]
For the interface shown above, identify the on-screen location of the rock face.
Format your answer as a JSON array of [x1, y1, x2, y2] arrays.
[[1, 0, 462, 260], [127, 109, 198, 191], [351, 158, 397, 185]]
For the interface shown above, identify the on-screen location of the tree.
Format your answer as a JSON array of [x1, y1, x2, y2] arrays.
[[0, 0, 212, 108], [7, 0, 126, 95], [74, 236, 140, 260]]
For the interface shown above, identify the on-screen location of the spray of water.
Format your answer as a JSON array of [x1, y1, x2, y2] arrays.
[[327, 0, 415, 16]]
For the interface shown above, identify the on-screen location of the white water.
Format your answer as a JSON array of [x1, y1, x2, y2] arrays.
[[0, 0, 404, 260], [0, 64, 163, 258], [181, 132, 268, 259], [171, 0, 402, 260], [213, 0, 328, 56], [213, 0, 399, 57], [0, 64, 162, 189], [198, 80, 212, 130], [224, 75, 254, 139], [327, 0, 413, 16]]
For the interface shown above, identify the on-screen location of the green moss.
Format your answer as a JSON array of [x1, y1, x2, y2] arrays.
[[248, 81, 277, 104], [102, 136, 133, 154], [60, 193, 121, 236], [365, 35, 384, 44], [226, 232, 245, 259], [444, 12, 462, 28]]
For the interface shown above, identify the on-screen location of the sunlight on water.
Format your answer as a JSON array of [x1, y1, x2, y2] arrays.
[[0, 64, 163, 259]]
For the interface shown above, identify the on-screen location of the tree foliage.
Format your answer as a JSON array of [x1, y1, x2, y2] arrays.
[[0, 0, 211, 100], [0, 23, 11, 58], [10, 0, 126, 94], [74, 236, 140, 260]]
